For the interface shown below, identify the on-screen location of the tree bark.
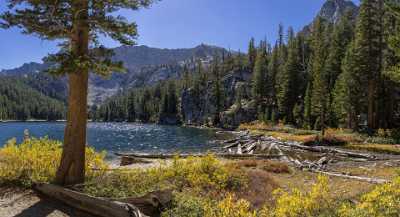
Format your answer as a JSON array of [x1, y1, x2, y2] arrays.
[[55, 0, 89, 186]]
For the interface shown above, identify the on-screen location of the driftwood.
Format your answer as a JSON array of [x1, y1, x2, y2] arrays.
[[120, 157, 152, 166], [35, 183, 173, 217], [315, 171, 388, 184], [286, 156, 388, 184], [278, 142, 377, 160], [115, 153, 283, 161], [117, 190, 173, 217], [224, 132, 377, 160], [34, 183, 146, 217]]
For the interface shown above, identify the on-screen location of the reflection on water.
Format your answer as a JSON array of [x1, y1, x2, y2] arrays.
[[0, 122, 230, 158]]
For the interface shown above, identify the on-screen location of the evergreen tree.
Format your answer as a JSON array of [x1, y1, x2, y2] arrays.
[[167, 81, 178, 115], [324, 11, 354, 126], [385, 0, 400, 82], [352, 0, 385, 129], [276, 27, 302, 124], [252, 42, 268, 102], [334, 42, 365, 130], [309, 17, 329, 132], [268, 43, 280, 120], [248, 38, 257, 71], [1, 0, 156, 185], [127, 92, 136, 122], [212, 58, 224, 125]]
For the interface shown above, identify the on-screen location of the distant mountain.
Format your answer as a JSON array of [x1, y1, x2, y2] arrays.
[[302, 0, 358, 35], [0, 0, 359, 107], [318, 0, 358, 23], [0, 62, 51, 76], [0, 44, 227, 105]]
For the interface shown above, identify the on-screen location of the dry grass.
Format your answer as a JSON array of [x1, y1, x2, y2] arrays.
[[345, 143, 400, 155], [230, 160, 291, 174], [265, 131, 317, 143], [271, 170, 377, 201], [237, 169, 279, 208]]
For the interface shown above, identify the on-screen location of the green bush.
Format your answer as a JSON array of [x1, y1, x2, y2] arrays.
[[161, 193, 207, 217]]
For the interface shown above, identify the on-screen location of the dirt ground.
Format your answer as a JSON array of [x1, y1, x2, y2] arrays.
[[0, 187, 95, 217]]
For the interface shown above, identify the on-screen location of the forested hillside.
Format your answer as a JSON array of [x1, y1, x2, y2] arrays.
[[0, 77, 65, 120], [95, 0, 400, 132]]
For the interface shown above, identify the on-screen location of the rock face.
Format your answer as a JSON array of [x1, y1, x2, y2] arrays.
[[157, 114, 181, 125], [220, 100, 258, 129], [318, 0, 358, 23], [180, 68, 253, 128], [301, 0, 358, 35]]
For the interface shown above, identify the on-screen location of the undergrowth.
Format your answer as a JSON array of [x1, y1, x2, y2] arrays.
[[0, 137, 107, 187], [0, 138, 399, 216]]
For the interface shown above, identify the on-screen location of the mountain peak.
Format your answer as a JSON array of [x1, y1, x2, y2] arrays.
[[318, 0, 358, 23]]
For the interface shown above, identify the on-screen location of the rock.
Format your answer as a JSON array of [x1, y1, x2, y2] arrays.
[[219, 100, 258, 129], [157, 113, 181, 125], [180, 68, 252, 127]]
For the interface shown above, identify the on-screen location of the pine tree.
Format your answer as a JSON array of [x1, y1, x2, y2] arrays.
[[268, 43, 280, 120], [352, 0, 385, 129], [212, 58, 224, 125], [248, 38, 257, 71], [334, 42, 365, 130], [167, 81, 178, 115], [127, 92, 136, 122], [385, 0, 400, 82], [276, 27, 302, 124], [182, 65, 191, 89], [309, 17, 329, 133], [252, 42, 268, 102], [324, 11, 354, 126], [1, 0, 156, 185]]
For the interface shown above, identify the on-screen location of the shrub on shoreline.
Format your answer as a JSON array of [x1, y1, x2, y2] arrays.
[[0, 137, 107, 187], [1, 138, 399, 217]]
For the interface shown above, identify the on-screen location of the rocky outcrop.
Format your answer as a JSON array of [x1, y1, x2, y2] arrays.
[[220, 100, 258, 129], [318, 0, 358, 23], [180, 69, 253, 127], [157, 113, 181, 125]]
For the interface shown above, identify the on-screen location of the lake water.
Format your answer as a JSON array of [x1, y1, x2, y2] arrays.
[[0, 122, 229, 158]]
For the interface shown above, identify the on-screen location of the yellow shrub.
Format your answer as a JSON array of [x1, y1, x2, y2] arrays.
[[204, 194, 257, 217], [339, 177, 400, 217], [85, 154, 247, 198], [164, 155, 245, 192], [270, 175, 333, 217], [0, 137, 107, 187]]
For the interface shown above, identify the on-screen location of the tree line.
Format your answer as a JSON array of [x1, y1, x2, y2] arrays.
[[0, 77, 65, 121], [95, 0, 400, 133]]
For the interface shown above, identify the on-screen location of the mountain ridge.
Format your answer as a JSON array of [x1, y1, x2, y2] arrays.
[[0, 0, 359, 106]]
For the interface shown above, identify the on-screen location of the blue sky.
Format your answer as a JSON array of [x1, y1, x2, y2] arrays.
[[0, 0, 359, 70]]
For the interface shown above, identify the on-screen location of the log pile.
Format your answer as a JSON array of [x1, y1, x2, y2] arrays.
[[219, 132, 377, 160], [115, 131, 388, 184]]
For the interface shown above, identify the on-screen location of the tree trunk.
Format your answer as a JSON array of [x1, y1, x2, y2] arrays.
[[55, 0, 89, 186]]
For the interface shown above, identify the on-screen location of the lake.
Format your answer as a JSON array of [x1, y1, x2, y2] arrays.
[[0, 122, 229, 158]]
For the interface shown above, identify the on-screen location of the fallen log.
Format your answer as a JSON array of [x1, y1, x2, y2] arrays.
[[223, 141, 240, 149], [117, 190, 173, 217], [277, 141, 376, 160], [115, 152, 284, 160], [313, 170, 388, 184], [34, 183, 146, 217], [285, 157, 388, 184]]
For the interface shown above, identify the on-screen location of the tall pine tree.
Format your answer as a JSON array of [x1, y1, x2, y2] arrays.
[[0, 0, 156, 185]]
